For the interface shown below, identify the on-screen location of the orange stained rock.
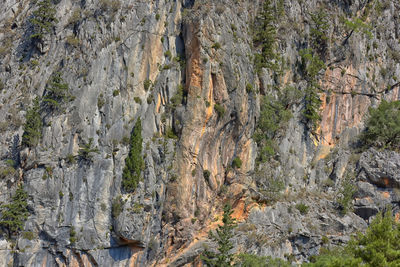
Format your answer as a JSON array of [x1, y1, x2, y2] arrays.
[[383, 177, 390, 187], [381, 191, 390, 199], [156, 92, 161, 113], [395, 212, 400, 223]]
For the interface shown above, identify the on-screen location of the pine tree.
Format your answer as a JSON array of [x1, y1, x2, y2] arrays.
[[305, 209, 400, 266], [0, 185, 29, 237], [22, 97, 43, 148], [43, 72, 72, 111], [30, 0, 58, 42], [201, 204, 237, 267], [253, 0, 278, 73], [361, 100, 400, 150], [122, 118, 144, 193]]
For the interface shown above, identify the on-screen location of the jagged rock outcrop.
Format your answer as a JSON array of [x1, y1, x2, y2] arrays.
[[0, 0, 399, 266]]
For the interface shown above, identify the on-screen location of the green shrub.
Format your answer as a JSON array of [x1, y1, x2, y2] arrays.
[[147, 94, 154, 104], [165, 127, 178, 139], [295, 203, 309, 215], [214, 104, 225, 118], [113, 90, 120, 96], [164, 50, 172, 58], [134, 97, 142, 104], [143, 79, 152, 91], [22, 231, 35, 240], [360, 100, 400, 150], [299, 49, 325, 132], [97, 94, 105, 109], [0, 185, 29, 237], [22, 98, 43, 148], [253, 0, 279, 73], [112, 195, 123, 218], [169, 84, 185, 108], [43, 72, 72, 111], [30, 0, 58, 42], [132, 202, 143, 213], [337, 173, 356, 215], [212, 42, 221, 49], [78, 138, 99, 161], [246, 83, 253, 93], [69, 226, 76, 244], [253, 92, 293, 162], [238, 253, 291, 267], [122, 119, 144, 192], [310, 11, 329, 57], [232, 157, 242, 169], [201, 204, 236, 266], [203, 170, 211, 181], [305, 210, 400, 266]]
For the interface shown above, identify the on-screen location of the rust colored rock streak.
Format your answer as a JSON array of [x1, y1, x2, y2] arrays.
[[163, 19, 254, 254], [319, 66, 399, 146]]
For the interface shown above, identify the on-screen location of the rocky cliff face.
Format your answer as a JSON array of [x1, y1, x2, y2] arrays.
[[0, 0, 399, 266]]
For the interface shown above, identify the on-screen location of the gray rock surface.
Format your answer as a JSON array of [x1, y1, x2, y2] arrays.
[[0, 0, 399, 266]]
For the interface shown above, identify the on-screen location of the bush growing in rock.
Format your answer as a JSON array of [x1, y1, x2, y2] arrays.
[[122, 119, 144, 192], [305, 210, 400, 266], [30, 0, 58, 42], [201, 204, 236, 266], [295, 203, 309, 215], [214, 104, 225, 118], [253, 92, 293, 162], [232, 157, 242, 169], [360, 100, 400, 150], [22, 98, 43, 148], [0, 185, 29, 237], [78, 138, 99, 161], [43, 72, 72, 111]]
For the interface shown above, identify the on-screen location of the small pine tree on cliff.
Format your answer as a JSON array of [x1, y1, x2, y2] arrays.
[[201, 204, 237, 267]]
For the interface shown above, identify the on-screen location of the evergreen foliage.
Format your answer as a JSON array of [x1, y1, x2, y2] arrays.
[[237, 253, 291, 267], [310, 11, 329, 57], [0, 185, 29, 237], [253, 87, 295, 162], [253, 0, 278, 73], [201, 204, 237, 267], [30, 0, 58, 42], [43, 72, 72, 111], [78, 138, 99, 161], [305, 210, 400, 266], [214, 104, 225, 118], [22, 97, 43, 148], [299, 49, 325, 132], [337, 173, 357, 215], [360, 100, 400, 150], [122, 119, 144, 193]]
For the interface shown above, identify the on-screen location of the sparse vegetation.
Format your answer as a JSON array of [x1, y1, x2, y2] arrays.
[[122, 119, 144, 192], [78, 138, 99, 161], [253, 86, 299, 162], [30, 0, 58, 43], [305, 210, 400, 266], [232, 157, 242, 169], [295, 203, 309, 215], [43, 72, 72, 111], [69, 226, 77, 244], [112, 195, 123, 218], [299, 49, 325, 132], [0, 185, 29, 237], [22, 98, 43, 148], [360, 100, 400, 150], [143, 79, 152, 91], [214, 104, 225, 118], [253, 0, 279, 73], [201, 204, 236, 266]]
